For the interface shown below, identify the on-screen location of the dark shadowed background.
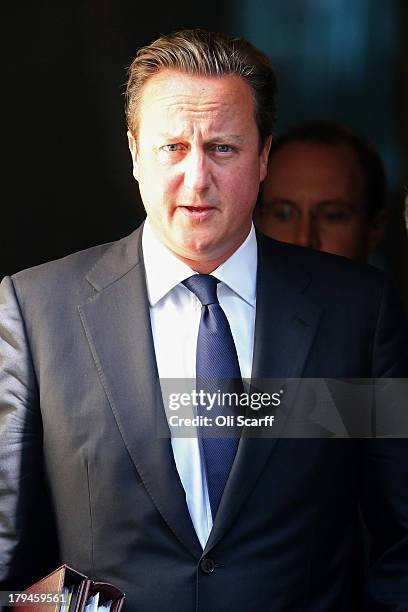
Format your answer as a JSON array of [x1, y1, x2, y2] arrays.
[[3, 1, 408, 306]]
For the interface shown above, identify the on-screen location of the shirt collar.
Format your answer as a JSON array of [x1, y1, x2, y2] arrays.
[[142, 218, 257, 307]]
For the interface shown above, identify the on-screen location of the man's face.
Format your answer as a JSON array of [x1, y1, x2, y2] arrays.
[[128, 70, 271, 272], [255, 141, 380, 261]]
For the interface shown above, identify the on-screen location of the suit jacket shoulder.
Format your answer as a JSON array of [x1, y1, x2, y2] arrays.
[[10, 226, 143, 306], [255, 233, 408, 378]]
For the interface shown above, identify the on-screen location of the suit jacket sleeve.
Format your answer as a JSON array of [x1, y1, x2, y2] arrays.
[[0, 276, 58, 589], [361, 277, 408, 610]]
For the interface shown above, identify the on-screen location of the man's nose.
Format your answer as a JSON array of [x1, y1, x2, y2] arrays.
[[183, 150, 210, 191], [294, 214, 321, 250]]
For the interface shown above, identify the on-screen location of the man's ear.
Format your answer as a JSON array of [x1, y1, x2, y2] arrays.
[[367, 208, 388, 254], [259, 135, 272, 182], [127, 130, 139, 181]]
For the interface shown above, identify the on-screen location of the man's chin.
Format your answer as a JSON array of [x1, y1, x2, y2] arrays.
[[174, 242, 218, 262], [161, 235, 225, 269], [168, 228, 218, 257]]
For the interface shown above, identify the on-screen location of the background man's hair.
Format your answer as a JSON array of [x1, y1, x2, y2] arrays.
[[266, 121, 386, 219], [125, 28, 277, 148]]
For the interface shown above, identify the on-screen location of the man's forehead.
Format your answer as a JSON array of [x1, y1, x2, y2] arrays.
[[136, 69, 257, 138], [263, 140, 366, 208], [270, 140, 361, 172], [138, 69, 252, 106]]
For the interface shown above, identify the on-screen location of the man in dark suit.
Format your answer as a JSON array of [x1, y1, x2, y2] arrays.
[[1, 29, 408, 611]]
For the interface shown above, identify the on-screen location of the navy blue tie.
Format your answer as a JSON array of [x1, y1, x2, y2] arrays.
[[183, 274, 242, 518]]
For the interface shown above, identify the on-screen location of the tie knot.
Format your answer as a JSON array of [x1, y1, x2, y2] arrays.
[[182, 274, 220, 306]]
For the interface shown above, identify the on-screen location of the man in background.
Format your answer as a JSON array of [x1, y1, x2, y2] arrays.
[[255, 122, 387, 261]]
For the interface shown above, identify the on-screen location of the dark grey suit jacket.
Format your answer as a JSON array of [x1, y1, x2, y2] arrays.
[[1, 226, 408, 611]]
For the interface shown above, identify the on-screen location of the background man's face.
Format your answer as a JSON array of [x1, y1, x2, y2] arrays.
[[255, 141, 376, 261], [128, 70, 270, 271]]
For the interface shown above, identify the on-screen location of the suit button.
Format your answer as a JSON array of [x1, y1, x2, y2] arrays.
[[200, 557, 215, 574]]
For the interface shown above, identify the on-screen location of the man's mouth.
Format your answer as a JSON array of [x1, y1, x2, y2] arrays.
[[179, 206, 216, 219]]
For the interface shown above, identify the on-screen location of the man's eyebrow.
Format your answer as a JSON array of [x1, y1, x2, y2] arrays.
[[158, 133, 245, 144], [157, 132, 183, 141], [317, 199, 355, 207], [208, 135, 245, 144], [263, 197, 295, 206]]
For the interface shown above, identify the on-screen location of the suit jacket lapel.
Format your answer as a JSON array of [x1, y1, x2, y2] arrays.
[[252, 234, 322, 379], [205, 235, 322, 553], [78, 226, 202, 560]]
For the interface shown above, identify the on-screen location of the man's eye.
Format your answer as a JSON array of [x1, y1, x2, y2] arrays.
[[270, 203, 295, 222], [325, 212, 347, 221], [274, 211, 292, 221], [321, 208, 351, 224], [163, 144, 183, 152], [214, 144, 232, 153]]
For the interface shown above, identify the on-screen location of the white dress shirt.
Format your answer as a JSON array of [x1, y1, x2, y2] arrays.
[[142, 218, 257, 548]]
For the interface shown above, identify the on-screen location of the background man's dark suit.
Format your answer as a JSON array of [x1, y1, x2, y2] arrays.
[[1, 226, 408, 611]]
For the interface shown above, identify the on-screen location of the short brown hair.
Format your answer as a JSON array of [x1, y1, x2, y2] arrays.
[[125, 28, 277, 148]]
